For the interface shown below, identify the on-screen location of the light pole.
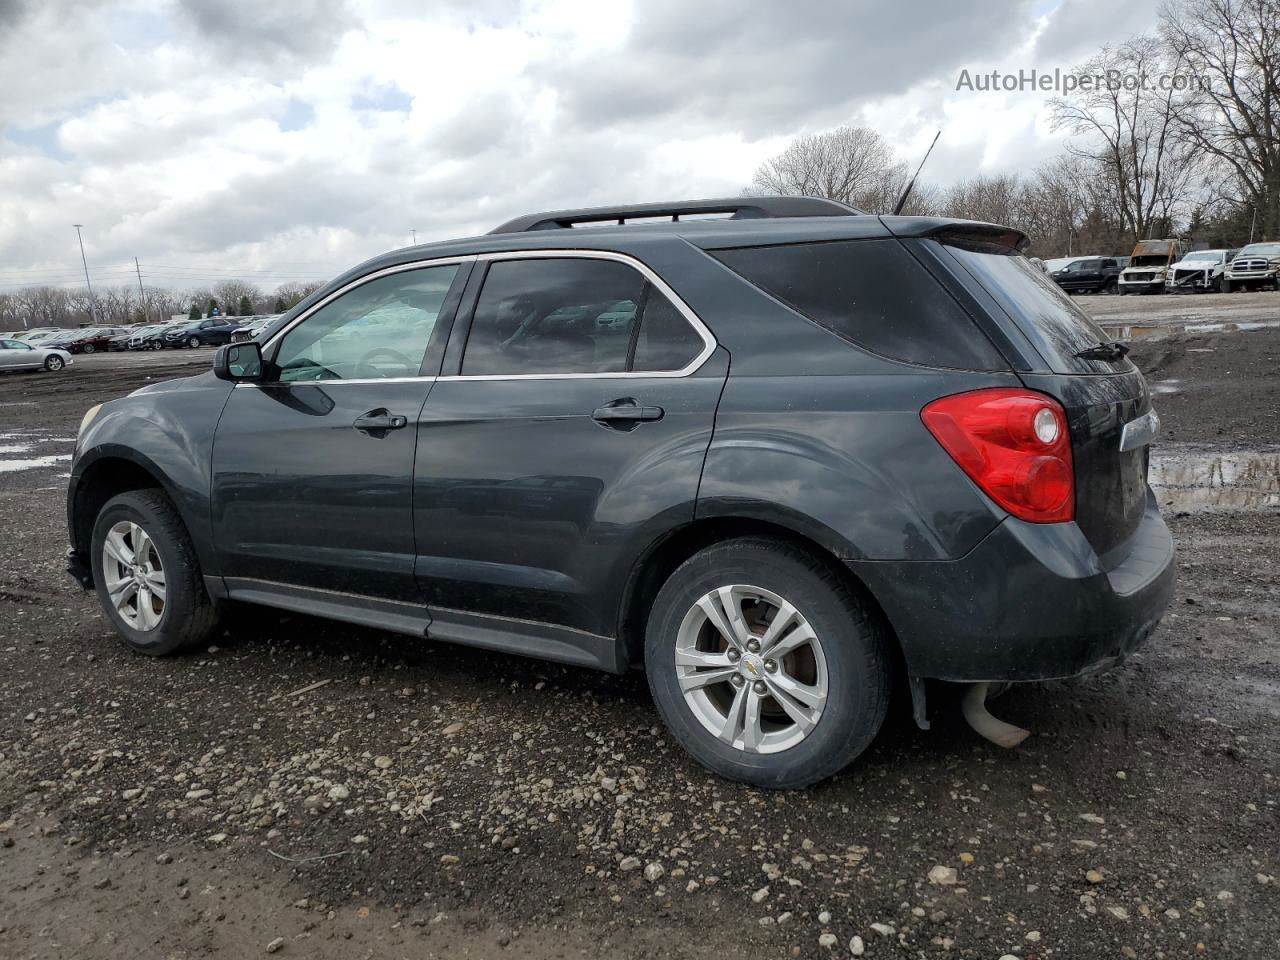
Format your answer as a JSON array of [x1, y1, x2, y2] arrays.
[[73, 224, 97, 326], [410, 228, 417, 245]]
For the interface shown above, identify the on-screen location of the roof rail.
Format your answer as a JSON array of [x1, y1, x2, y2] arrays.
[[488, 196, 865, 234]]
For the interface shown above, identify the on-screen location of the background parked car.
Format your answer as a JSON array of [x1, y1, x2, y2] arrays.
[[0, 337, 73, 372], [1223, 242, 1280, 291], [228, 315, 282, 343], [163, 317, 241, 348], [1166, 249, 1237, 293], [1050, 256, 1124, 294], [59, 327, 131, 354], [11, 327, 63, 341], [126, 323, 181, 350], [1119, 239, 1187, 294]]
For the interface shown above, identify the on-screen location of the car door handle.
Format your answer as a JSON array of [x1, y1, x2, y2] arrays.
[[353, 409, 408, 432], [592, 400, 664, 424]]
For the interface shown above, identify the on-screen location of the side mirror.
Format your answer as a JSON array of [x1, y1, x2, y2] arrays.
[[214, 342, 263, 382]]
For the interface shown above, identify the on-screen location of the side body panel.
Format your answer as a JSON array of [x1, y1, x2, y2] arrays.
[[414, 350, 730, 639], [209, 379, 435, 602]]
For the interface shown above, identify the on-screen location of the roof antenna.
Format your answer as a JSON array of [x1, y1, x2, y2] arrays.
[[892, 130, 940, 216]]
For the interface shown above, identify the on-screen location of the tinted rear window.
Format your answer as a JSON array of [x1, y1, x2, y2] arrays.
[[713, 239, 1006, 370], [942, 240, 1134, 375]]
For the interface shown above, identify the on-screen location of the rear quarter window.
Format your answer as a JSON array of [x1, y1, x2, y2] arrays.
[[712, 239, 1007, 370], [941, 240, 1134, 375]]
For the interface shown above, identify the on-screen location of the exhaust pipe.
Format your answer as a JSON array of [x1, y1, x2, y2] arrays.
[[962, 682, 1030, 748]]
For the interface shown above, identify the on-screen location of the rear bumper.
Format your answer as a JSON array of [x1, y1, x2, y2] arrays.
[[850, 489, 1175, 682]]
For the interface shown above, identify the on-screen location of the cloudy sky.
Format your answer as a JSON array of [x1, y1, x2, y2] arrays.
[[0, 0, 1163, 295]]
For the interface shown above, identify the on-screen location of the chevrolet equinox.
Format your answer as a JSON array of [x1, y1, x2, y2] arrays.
[[67, 197, 1174, 787]]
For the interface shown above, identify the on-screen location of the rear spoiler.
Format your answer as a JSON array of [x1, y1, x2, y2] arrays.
[[881, 217, 1029, 253]]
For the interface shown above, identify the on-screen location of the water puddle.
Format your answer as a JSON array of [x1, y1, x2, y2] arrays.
[[1149, 450, 1280, 512], [1101, 318, 1280, 341], [0, 454, 72, 474], [0, 432, 75, 475], [1149, 379, 1181, 396]]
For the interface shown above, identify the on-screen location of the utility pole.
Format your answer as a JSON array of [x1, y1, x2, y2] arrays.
[[134, 257, 148, 324], [73, 224, 97, 327], [410, 228, 417, 244]]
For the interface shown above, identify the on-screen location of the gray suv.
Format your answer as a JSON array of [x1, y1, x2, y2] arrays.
[[66, 198, 1174, 787]]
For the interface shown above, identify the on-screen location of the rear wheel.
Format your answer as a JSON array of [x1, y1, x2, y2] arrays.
[[645, 538, 890, 788], [90, 489, 220, 656], [43, 355, 64, 371]]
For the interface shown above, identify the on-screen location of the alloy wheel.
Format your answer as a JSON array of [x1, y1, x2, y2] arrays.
[[674, 584, 828, 754], [101, 520, 167, 631], [46, 356, 63, 370]]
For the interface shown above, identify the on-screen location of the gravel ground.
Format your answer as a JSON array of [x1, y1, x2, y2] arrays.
[[1, 335, 1276, 959]]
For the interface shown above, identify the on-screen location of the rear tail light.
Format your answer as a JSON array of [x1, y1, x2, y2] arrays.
[[921, 388, 1073, 523]]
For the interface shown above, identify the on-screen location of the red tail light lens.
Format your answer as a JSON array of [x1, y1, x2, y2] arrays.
[[921, 388, 1074, 523]]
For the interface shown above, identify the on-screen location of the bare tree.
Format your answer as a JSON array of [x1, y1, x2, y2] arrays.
[[212, 280, 262, 315], [942, 173, 1028, 229], [749, 125, 908, 212], [1050, 36, 1199, 242], [273, 281, 324, 310], [1161, 0, 1280, 240]]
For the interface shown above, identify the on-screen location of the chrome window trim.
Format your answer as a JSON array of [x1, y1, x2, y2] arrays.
[[259, 255, 477, 355], [254, 248, 717, 385], [442, 249, 716, 381], [234, 376, 438, 388]]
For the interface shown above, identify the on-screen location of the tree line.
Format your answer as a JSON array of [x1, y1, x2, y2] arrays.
[[0, 280, 324, 331], [749, 0, 1277, 258]]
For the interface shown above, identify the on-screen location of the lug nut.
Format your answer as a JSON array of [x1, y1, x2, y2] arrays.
[[730, 674, 745, 688], [764, 660, 778, 673], [726, 648, 740, 662], [746, 638, 761, 653], [752, 680, 767, 695]]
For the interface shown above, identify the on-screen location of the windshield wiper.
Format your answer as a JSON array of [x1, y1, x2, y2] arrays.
[[1074, 341, 1130, 362]]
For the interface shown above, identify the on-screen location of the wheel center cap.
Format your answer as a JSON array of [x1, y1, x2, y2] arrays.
[[740, 652, 765, 678]]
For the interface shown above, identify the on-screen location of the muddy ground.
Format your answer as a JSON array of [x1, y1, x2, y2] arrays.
[[1, 326, 1276, 959]]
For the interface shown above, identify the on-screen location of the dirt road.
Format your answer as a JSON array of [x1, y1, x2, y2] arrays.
[[1, 333, 1276, 959]]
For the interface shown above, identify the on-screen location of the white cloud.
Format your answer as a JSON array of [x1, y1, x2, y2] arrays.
[[0, 0, 1162, 294]]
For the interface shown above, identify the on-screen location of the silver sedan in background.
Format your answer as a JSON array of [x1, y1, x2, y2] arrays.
[[0, 337, 74, 373]]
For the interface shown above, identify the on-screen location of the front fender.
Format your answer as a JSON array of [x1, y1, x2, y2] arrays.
[[70, 373, 234, 576]]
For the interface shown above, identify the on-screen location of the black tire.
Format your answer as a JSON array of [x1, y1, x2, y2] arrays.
[[43, 355, 64, 371], [90, 489, 220, 656], [644, 538, 890, 788], [187, 335, 201, 349], [1221, 277, 1232, 293], [1103, 278, 1117, 295], [83, 343, 96, 354]]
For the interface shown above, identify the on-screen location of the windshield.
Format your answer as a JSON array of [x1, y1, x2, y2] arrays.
[[1238, 243, 1280, 257], [942, 240, 1132, 375], [1130, 255, 1172, 268], [1184, 250, 1224, 261]]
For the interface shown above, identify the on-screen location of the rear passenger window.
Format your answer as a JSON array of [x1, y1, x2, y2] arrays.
[[713, 239, 1006, 370], [462, 257, 706, 375]]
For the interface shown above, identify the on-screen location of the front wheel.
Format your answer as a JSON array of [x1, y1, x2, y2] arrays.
[[645, 538, 890, 788], [82, 343, 96, 354], [90, 489, 220, 656], [187, 336, 201, 349], [43, 355, 65, 371]]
